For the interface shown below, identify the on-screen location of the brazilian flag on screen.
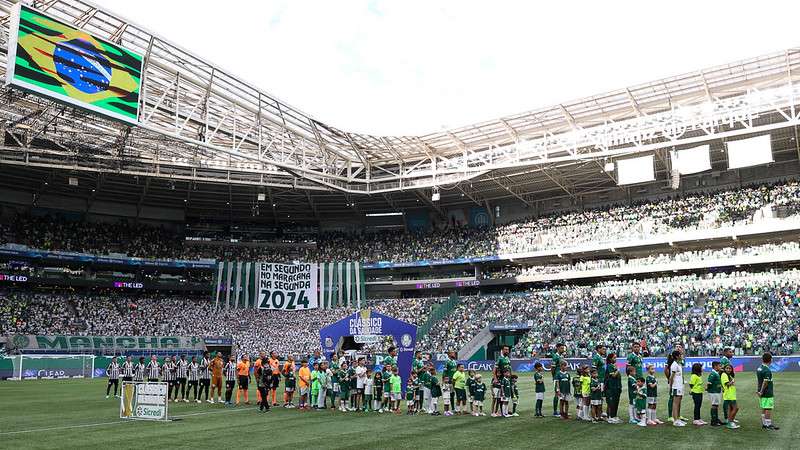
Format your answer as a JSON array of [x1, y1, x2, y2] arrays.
[[6, 4, 143, 124]]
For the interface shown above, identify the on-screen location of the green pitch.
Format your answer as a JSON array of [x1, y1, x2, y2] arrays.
[[0, 372, 797, 449]]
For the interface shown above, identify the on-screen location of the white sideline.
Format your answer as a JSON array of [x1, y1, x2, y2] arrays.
[[0, 406, 257, 435]]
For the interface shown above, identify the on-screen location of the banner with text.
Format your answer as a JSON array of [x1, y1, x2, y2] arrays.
[[5, 334, 205, 352], [256, 262, 318, 310]]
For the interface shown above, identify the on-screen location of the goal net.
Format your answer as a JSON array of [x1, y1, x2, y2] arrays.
[[6, 354, 96, 380]]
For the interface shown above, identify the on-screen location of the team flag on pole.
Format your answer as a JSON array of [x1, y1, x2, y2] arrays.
[[212, 261, 257, 309], [319, 262, 366, 309]]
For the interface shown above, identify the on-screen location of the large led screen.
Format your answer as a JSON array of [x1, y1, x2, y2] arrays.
[[6, 4, 143, 124]]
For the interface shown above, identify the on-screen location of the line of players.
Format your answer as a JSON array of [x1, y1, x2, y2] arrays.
[[540, 342, 779, 430], [103, 342, 779, 430], [105, 351, 288, 407]]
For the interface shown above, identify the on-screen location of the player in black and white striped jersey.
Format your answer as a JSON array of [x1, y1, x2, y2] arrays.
[[176, 355, 189, 402], [188, 356, 200, 403], [106, 357, 120, 399], [223, 355, 237, 406], [199, 352, 212, 403], [121, 356, 134, 382], [134, 357, 146, 382], [163, 356, 177, 401], [146, 355, 160, 382]]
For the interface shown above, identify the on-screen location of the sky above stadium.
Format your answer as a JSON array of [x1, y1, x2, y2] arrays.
[[104, 0, 800, 136]]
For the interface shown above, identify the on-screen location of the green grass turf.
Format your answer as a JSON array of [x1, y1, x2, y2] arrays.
[[0, 371, 796, 449]]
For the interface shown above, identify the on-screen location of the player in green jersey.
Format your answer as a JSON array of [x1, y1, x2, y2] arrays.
[[444, 351, 458, 409], [466, 370, 477, 413], [605, 353, 623, 424], [347, 364, 358, 410], [429, 367, 442, 415], [626, 365, 638, 424], [412, 351, 425, 375], [720, 347, 733, 370], [330, 357, 340, 408], [757, 352, 779, 430], [500, 369, 513, 417], [472, 374, 487, 416], [405, 371, 418, 414], [372, 370, 383, 412], [706, 361, 723, 426], [381, 366, 392, 412], [627, 342, 644, 378], [495, 345, 512, 379], [645, 364, 663, 425], [555, 361, 572, 419], [635, 377, 647, 427], [418, 363, 431, 413], [511, 374, 520, 417], [533, 362, 545, 417], [550, 342, 566, 417], [284, 368, 296, 408], [337, 362, 350, 412], [382, 347, 398, 370], [589, 368, 602, 422], [592, 345, 607, 416], [380, 346, 398, 408], [494, 345, 513, 416]]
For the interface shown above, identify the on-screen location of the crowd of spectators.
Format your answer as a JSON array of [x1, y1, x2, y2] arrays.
[[3, 269, 798, 358], [2, 180, 800, 264], [0, 290, 442, 358], [421, 269, 800, 358], [0, 290, 76, 335], [508, 269, 800, 358], [483, 241, 800, 279]]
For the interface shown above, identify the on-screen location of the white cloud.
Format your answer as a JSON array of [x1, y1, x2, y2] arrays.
[[103, 0, 800, 135]]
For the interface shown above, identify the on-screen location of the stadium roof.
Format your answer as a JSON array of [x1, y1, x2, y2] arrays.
[[0, 0, 798, 222]]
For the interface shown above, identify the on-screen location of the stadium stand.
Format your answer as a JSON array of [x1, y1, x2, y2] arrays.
[[2, 180, 800, 263], [3, 268, 798, 358]]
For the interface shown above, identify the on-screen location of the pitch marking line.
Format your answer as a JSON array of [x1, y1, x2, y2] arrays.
[[0, 406, 258, 435]]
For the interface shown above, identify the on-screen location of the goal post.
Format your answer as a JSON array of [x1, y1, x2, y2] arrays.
[[5, 354, 97, 380], [120, 381, 169, 421]]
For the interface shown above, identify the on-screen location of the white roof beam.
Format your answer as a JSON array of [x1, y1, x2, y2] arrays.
[[499, 119, 519, 142], [625, 88, 644, 117], [559, 104, 578, 129]]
